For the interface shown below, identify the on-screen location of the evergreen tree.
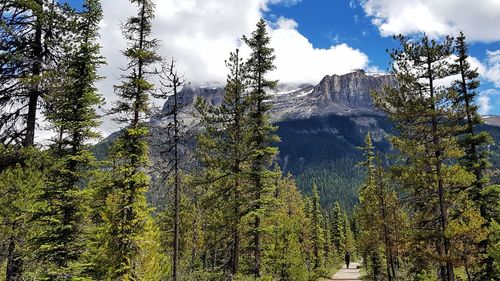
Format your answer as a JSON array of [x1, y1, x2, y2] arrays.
[[0, 0, 69, 146], [30, 1, 104, 278], [357, 133, 383, 281], [93, 0, 160, 278], [357, 133, 406, 281], [0, 1, 72, 279], [331, 202, 345, 256], [323, 212, 332, 266], [263, 175, 308, 281], [242, 18, 279, 277], [195, 48, 253, 277], [0, 147, 50, 280], [373, 34, 483, 281], [452, 32, 500, 280], [310, 184, 324, 269]]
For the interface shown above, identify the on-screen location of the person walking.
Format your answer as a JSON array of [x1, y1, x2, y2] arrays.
[[345, 251, 351, 269]]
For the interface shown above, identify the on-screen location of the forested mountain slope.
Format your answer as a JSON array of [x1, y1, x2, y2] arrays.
[[276, 114, 500, 211]]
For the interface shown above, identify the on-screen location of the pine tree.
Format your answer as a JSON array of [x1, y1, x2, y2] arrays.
[[0, 0, 70, 146], [452, 32, 500, 280], [242, 18, 279, 277], [195, 48, 253, 276], [95, 0, 160, 278], [331, 202, 345, 256], [263, 174, 308, 281], [357, 133, 382, 281], [29, 1, 104, 278], [310, 184, 324, 269], [323, 212, 332, 266], [357, 133, 406, 281], [0, 147, 51, 280]]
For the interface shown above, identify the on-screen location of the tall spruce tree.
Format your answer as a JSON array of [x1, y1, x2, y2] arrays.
[[30, 0, 104, 278], [97, 0, 160, 278], [196, 48, 253, 276], [310, 184, 324, 269], [0, 148, 52, 281], [331, 202, 345, 256], [242, 18, 279, 277], [357, 133, 380, 280], [452, 32, 500, 280], [262, 174, 308, 281], [322, 212, 332, 266], [358, 133, 405, 281]]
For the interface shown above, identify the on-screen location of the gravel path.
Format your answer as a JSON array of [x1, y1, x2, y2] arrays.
[[330, 262, 361, 281]]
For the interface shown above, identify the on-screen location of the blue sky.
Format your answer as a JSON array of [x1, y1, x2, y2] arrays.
[[266, 0, 398, 69], [65, 0, 500, 115]]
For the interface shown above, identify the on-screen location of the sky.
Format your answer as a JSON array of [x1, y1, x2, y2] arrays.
[[64, 0, 500, 135]]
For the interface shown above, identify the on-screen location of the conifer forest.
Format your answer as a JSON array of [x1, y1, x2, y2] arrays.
[[0, 1, 499, 280]]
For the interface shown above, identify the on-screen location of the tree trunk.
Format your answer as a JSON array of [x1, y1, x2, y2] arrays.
[[426, 45, 454, 281], [5, 235, 22, 281], [377, 173, 393, 281], [172, 77, 180, 281], [371, 251, 378, 281], [231, 179, 240, 276], [254, 214, 261, 277], [23, 0, 43, 147]]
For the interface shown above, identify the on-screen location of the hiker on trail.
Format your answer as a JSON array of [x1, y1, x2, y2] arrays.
[[345, 251, 351, 269]]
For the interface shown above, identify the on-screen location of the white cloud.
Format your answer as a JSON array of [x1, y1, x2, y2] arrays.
[[269, 26, 368, 83], [478, 94, 491, 114], [484, 50, 500, 87], [360, 0, 500, 42], [478, 89, 500, 114], [467, 50, 500, 89], [98, 0, 368, 86], [274, 16, 298, 29]]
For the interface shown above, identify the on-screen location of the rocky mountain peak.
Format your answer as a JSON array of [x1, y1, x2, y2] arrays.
[[311, 69, 395, 110], [157, 70, 396, 122], [161, 84, 224, 113]]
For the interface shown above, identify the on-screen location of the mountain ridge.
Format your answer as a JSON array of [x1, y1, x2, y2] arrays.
[[159, 69, 395, 123]]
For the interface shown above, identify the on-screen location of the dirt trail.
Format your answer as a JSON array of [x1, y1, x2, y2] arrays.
[[329, 262, 361, 281]]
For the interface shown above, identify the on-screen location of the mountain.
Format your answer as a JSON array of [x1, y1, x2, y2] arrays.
[[483, 115, 500, 127], [96, 70, 500, 211], [159, 69, 394, 121]]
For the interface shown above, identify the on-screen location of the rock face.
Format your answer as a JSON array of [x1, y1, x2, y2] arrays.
[[161, 86, 223, 114], [311, 70, 395, 110], [483, 115, 500, 127], [157, 69, 396, 122]]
